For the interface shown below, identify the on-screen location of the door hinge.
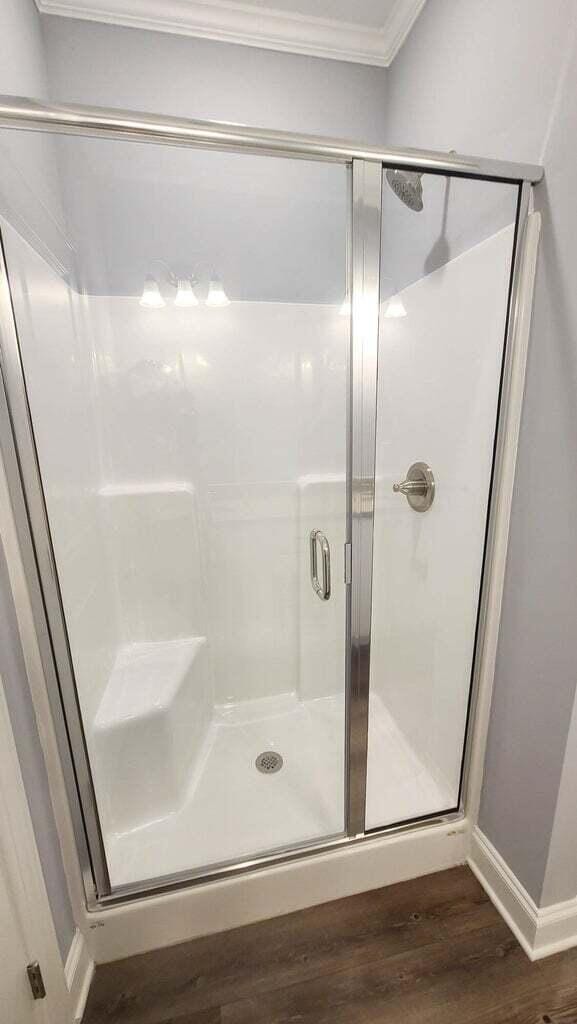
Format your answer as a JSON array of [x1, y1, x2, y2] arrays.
[[344, 542, 352, 585], [27, 961, 46, 1000]]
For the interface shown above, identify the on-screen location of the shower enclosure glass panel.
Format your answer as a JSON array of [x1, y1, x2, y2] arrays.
[[0, 133, 349, 887], [365, 170, 519, 830]]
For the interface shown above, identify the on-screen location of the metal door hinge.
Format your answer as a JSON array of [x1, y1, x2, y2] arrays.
[[344, 542, 352, 585], [27, 961, 46, 1000]]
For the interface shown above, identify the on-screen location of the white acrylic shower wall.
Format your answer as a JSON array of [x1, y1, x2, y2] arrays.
[[88, 298, 347, 701], [367, 224, 515, 827], [85, 298, 347, 838], [2, 222, 121, 729]]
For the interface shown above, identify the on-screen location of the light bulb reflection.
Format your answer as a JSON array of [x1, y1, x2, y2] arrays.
[[139, 275, 165, 309], [174, 279, 199, 308], [205, 278, 230, 308]]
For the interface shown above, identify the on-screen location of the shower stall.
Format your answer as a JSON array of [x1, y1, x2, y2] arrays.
[[0, 96, 541, 905]]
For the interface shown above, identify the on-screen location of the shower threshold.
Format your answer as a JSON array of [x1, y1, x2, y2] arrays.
[[102, 692, 454, 889]]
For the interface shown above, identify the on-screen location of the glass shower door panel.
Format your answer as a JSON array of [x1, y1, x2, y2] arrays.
[[366, 171, 519, 830], [0, 131, 349, 887]]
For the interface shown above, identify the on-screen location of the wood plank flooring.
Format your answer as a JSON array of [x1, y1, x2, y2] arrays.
[[83, 866, 577, 1024]]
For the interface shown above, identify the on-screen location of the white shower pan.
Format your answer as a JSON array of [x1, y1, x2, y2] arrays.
[[94, 677, 453, 887]]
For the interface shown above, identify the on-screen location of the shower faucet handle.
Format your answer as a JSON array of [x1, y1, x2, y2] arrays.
[[393, 478, 427, 496], [393, 462, 435, 513]]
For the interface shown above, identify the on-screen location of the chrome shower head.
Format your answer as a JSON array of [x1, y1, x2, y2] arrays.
[[386, 168, 423, 212]]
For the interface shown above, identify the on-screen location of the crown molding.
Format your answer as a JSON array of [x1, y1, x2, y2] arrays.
[[35, 0, 427, 66]]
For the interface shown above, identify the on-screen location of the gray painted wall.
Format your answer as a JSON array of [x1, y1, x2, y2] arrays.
[[38, 20, 390, 305], [383, 0, 572, 163], [0, 0, 76, 961], [482, 17, 577, 907], [41, 16, 388, 141], [385, 0, 577, 904]]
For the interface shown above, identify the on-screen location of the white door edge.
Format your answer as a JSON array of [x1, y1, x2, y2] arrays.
[[0, 678, 84, 1022]]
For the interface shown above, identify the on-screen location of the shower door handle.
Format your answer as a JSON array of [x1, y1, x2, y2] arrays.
[[309, 529, 331, 601]]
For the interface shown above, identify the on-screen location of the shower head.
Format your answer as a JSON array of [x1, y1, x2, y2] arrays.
[[385, 169, 423, 212]]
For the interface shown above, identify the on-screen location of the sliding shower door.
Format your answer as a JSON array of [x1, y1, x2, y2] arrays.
[[0, 131, 350, 890], [365, 169, 519, 829]]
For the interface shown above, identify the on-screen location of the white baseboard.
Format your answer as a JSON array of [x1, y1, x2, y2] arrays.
[[469, 827, 577, 961], [87, 819, 468, 963], [65, 928, 94, 1023]]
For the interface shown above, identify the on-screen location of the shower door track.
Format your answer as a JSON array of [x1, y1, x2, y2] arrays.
[[95, 811, 466, 907], [0, 93, 539, 908]]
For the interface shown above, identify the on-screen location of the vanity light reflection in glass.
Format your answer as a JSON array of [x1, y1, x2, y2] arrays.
[[174, 279, 199, 308], [140, 272, 230, 309], [139, 275, 166, 309], [205, 277, 231, 308]]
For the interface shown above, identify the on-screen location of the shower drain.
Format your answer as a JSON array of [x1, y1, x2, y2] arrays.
[[255, 751, 283, 774]]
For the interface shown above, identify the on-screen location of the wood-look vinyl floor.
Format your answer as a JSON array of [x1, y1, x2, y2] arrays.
[[83, 866, 577, 1024]]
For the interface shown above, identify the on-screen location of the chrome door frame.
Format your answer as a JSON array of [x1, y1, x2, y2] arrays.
[[458, 181, 532, 807], [0, 96, 539, 907], [346, 160, 382, 836], [0, 96, 543, 183]]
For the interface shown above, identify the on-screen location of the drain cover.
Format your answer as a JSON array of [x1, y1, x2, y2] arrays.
[[255, 751, 283, 774]]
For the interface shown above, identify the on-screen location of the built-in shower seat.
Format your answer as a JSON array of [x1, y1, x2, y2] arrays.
[[93, 637, 211, 834]]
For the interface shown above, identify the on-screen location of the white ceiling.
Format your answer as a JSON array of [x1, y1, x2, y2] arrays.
[[35, 0, 427, 66]]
